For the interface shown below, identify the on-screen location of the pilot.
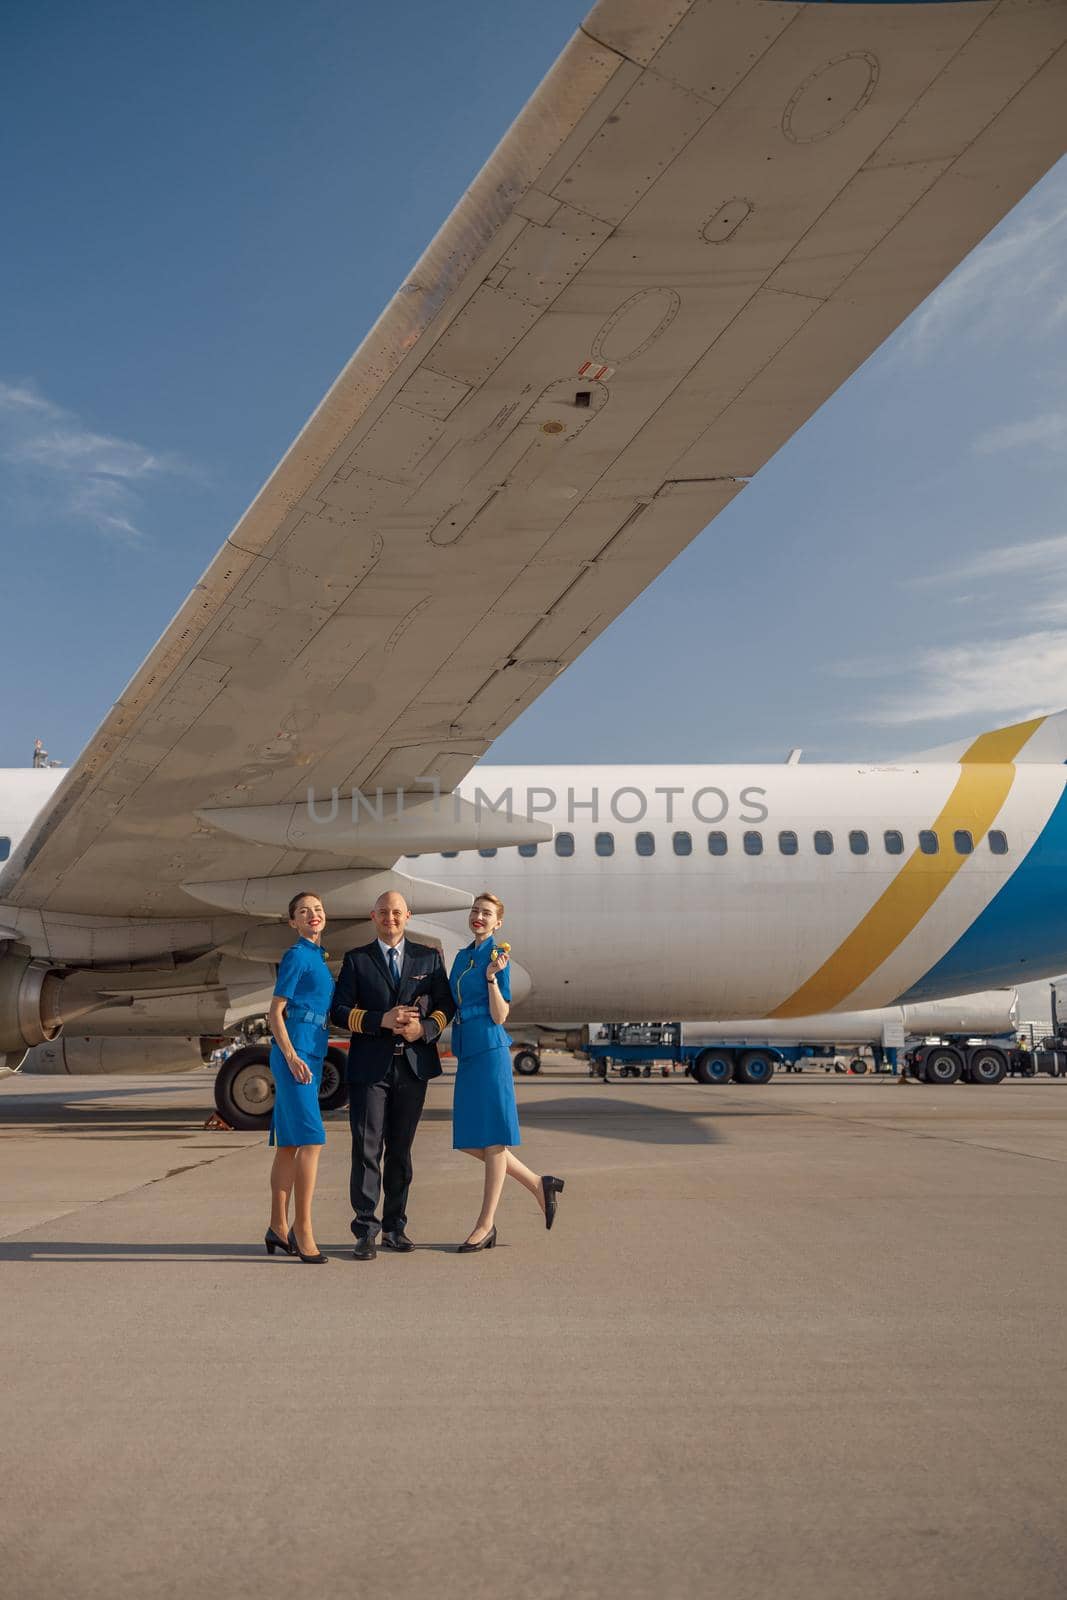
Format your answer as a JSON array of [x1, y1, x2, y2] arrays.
[[330, 891, 454, 1260]]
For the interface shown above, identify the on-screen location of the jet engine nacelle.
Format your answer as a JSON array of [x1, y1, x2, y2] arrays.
[[20, 1036, 206, 1075], [0, 952, 67, 1070]]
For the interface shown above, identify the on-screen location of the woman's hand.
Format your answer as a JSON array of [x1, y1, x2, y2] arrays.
[[286, 1052, 313, 1084], [487, 950, 509, 981]]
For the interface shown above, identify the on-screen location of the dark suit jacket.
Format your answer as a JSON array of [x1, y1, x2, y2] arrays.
[[330, 939, 454, 1085]]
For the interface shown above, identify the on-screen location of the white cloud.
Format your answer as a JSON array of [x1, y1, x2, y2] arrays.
[[911, 531, 1067, 588], [901, 161, 1067, 360], [973, 411, 1067, 456], [0, 378, 187, 543], [867, 630, 1067, 727]]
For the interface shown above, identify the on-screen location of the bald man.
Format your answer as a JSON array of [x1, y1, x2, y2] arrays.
[[330, 893, 454, 1259]]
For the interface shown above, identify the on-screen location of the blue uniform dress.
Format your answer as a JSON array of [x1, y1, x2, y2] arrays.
[[269, 937, 333, 1147], [449, 940, 520, 1150]]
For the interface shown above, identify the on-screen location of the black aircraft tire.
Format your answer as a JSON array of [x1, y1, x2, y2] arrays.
[[513, 1049, 541, 1076], [214, 1046, 275, 1131], [319, 1049, 349, 1112]]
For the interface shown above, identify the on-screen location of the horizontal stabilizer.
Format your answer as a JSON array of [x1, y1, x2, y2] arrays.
[[897, 711, 1067, 765]]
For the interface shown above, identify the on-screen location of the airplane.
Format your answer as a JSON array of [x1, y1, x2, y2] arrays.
[[3, 0, 1067, 1130]]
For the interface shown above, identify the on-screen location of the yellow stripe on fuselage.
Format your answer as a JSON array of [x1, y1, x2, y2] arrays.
[[770, 717, 1043, 1019]]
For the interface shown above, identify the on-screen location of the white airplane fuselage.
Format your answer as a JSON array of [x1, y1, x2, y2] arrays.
[[2, 759, 1066, 1026]]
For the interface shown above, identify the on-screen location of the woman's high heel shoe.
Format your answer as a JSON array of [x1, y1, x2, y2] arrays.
[[541, 1175, 565, 1231], [288, 1227, 328, 1264], [457, 1225, 497, 1253], [264, 1227, 295, 1256]]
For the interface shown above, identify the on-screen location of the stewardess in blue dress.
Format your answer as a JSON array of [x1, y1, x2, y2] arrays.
[[449, 891, 564, 1252], [265, 890, 334, 1264]]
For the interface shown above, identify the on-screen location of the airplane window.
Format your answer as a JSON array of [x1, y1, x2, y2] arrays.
[[918, 830, 939, 855], [884, 830, 904, 855], [707, 832, 727, 857], [672, 831, 692, 856], [0, 837, 8, 862], [778, 831, 798, 856], [555, 832, 575, 857], [478, 848, 497, 858], [517, 843, 538, 858], [849, 830, 869, 856], [988, 829, 1009, 855], [743, 831, 763, 856], [954, 830, 973, 855], [441, 851, 459, 858], [595, 832, 614, 857], [635, 831, 655, 857], [814, 830, 834, 856]]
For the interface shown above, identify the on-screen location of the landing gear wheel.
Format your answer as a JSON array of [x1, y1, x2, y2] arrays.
[[967, 1048, 1007, 1086], [923, 1048, 962, 1086], [693, 1049, 734, 1085], [849, 1058, 867, 1075], [513, 1049, 541, 1076], [214, 1045, 274, 1131], [735, 1050, 775, 1085], [319, 1049, 349, 1112]]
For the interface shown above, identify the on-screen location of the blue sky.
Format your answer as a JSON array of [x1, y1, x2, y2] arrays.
[[3, 1, 1067, 771]]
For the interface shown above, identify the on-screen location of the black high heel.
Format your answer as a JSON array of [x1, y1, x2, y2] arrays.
[[264, 1227, 295, 1256], [541, 1175, 565, 1231], [288, 1226, 328, 1264], [457, 1225, 497, 1253]]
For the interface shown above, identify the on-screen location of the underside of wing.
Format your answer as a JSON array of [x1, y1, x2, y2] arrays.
[[5, 0, 1067, 922]]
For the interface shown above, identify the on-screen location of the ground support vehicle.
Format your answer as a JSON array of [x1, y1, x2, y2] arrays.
[[581, 1023, 830, 1085], [906, 1036, 1067, 1085]]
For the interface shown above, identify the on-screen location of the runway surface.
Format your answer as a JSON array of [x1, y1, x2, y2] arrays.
[[2, 1064, 1065, 1600]]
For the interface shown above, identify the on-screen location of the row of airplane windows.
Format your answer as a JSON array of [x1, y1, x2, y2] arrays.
[[409, 827, 1011, 861]]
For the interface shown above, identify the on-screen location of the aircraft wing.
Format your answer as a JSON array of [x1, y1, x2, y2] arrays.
[[6, 0, 1067, 921]]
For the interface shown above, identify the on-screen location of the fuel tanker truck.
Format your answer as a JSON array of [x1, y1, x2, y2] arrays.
[[514, 991, 1026, 1085]]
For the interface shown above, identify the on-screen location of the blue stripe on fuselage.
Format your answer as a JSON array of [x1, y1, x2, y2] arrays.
[[897, 776, 1067, 1001]]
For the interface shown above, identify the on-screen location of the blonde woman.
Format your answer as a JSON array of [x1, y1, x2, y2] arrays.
[[449, 892, 564, 1251]]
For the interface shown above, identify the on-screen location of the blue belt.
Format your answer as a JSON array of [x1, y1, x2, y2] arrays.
[[286, 1003, 328, 1029]]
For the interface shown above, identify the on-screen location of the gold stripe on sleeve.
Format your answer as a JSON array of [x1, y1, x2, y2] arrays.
[[429, 1010, 447, 1031], [347, 1007, 365, 1035]]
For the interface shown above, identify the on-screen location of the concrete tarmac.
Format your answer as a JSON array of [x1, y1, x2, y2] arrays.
[[2, 1064, 1065, 1600]]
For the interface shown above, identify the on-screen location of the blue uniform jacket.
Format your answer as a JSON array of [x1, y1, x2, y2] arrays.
[[274, 937, 334, 1061], [450, 940, 513, 1061]]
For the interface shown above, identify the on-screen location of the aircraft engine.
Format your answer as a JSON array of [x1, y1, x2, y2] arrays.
[[20, 1036, 207, 1075], [0, 951, 87, 1071]]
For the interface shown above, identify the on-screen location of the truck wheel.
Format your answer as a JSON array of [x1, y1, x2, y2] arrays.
[[214, 1045, 274, 1131], [923, 1047, 962, 1085], [735, 1050, 775, 1085], [967, 1048, 1007, 1086], [694, 1049, 734, 1085], [849, 1058, 867, 1075], [320, 1049, 349, 1112], [513, 1049, 541, 1076]]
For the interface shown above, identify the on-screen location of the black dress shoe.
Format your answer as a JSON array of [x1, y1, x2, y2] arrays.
[[288, 1227, 328, 1264], [457, 1225, 497, 1253], [264, 1227, 295, 1256], [352, 1237, 378, 1261], [381, 1231, 414, 1252], [541, 1175, 565, 1231]]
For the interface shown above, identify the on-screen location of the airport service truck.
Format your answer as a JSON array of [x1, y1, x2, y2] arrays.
[[513, 992, 1028, 1086]]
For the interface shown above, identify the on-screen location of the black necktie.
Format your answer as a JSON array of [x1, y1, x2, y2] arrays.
[[389, 946, 400, 987]]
